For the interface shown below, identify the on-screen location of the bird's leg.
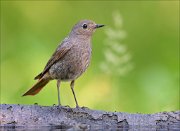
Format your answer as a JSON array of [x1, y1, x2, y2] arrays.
[[70, 80, 79, 108], [57, 80, 61, 106]]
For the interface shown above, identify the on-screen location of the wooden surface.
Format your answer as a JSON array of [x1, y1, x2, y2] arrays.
[[0, 104, 179, 130]]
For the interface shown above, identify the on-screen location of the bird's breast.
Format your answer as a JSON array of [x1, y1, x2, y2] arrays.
[[70, 43, 92, 72]]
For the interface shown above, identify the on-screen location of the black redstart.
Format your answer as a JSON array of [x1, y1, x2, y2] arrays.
[[23, 20, 104, 107]]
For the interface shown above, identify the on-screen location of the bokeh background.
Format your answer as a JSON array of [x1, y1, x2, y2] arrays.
[[1, 1, 179, 113]]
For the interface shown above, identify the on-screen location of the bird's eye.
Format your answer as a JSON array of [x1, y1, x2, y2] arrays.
[[82, 24, 87, 29]]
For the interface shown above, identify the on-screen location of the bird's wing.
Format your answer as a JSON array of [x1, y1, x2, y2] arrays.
[[34, 40, 72, 80]]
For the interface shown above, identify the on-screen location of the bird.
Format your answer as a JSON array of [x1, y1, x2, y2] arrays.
[[22, 20, 104, 108]]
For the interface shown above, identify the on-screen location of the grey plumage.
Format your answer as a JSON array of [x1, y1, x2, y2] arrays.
[[49, 35, 92, 81]]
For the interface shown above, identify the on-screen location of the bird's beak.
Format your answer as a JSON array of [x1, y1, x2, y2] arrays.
[[95, 24, 105, 28]]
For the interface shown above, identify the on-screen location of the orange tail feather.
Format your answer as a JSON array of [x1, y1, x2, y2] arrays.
[[22, 78, 50, 96]]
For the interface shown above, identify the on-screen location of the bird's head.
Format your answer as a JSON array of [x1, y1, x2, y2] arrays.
[[70, 20, 104, 37]]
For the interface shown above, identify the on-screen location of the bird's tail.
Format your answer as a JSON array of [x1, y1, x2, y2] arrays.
[[22, 76, 50, 96]]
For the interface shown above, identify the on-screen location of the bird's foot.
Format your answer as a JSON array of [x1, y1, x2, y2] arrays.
[[81, 106, 89, 110], [76, 105, 80, 109], [55, 103, 61, 107]]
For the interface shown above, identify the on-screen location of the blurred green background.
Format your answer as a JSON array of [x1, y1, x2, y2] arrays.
[[1, 1, 179, 113]]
